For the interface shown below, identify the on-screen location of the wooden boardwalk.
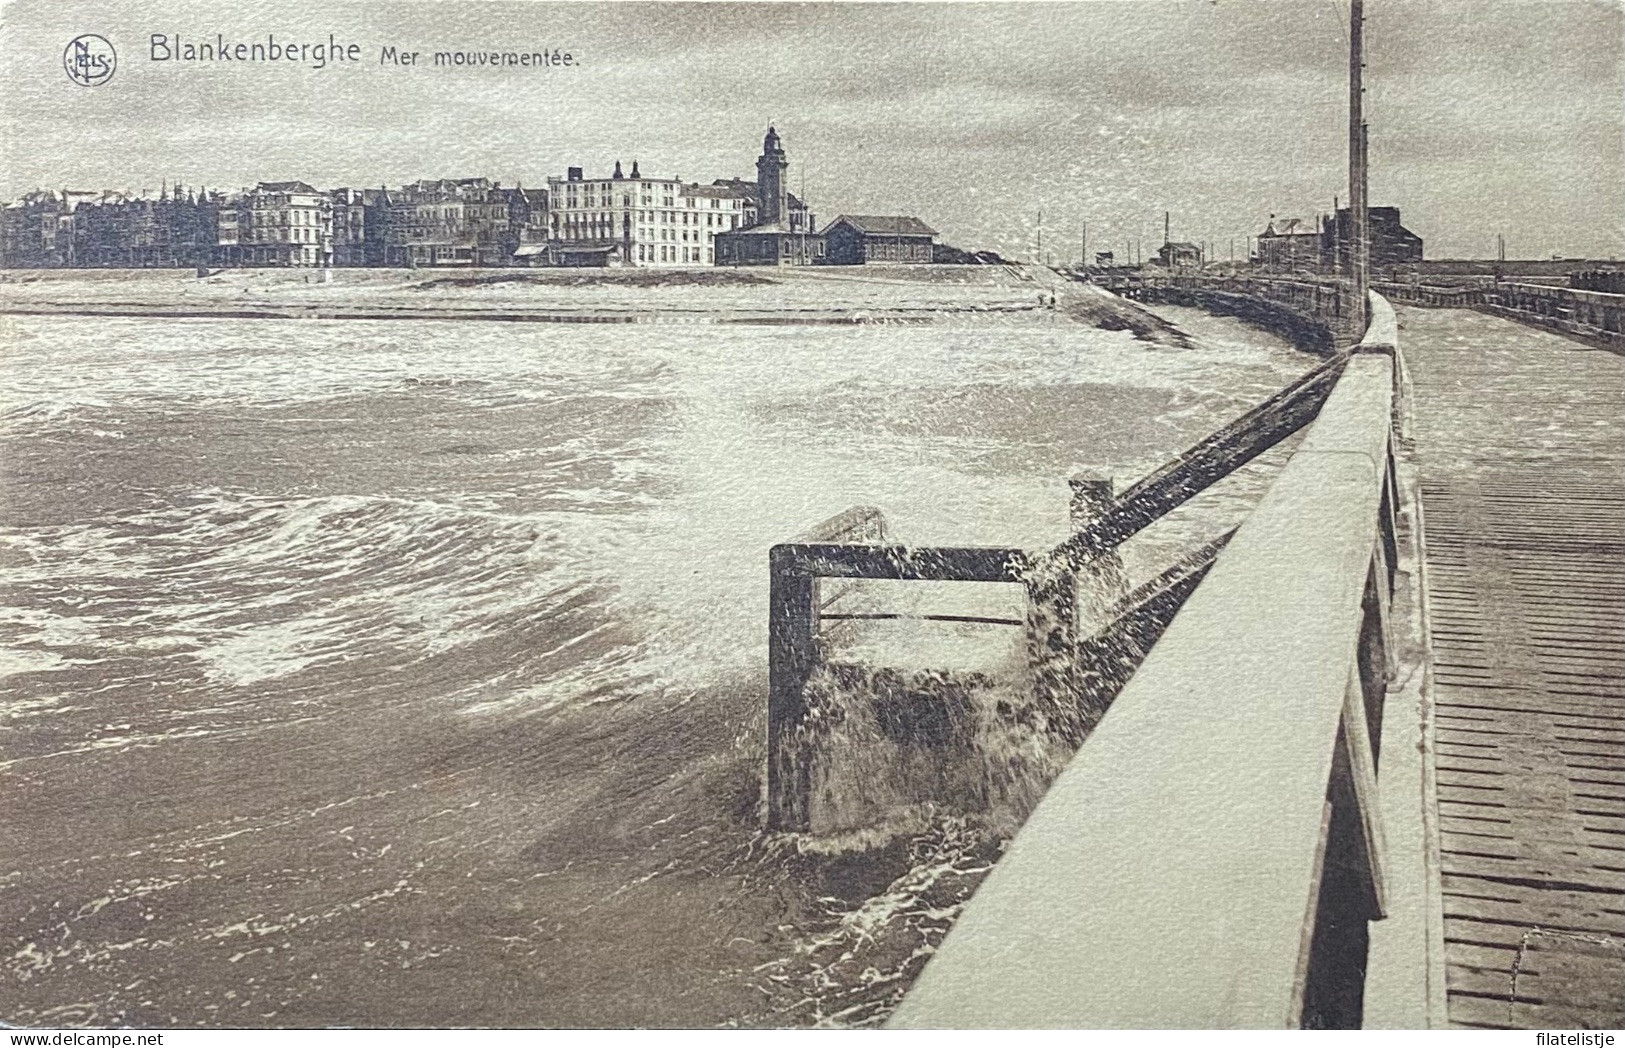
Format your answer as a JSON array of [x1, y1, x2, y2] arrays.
[[1401, 307, 1625, 1029]]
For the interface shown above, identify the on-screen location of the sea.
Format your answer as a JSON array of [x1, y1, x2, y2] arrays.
[[0, 285, 1311, 1028]]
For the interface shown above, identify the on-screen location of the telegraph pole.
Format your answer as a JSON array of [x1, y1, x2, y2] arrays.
[[1348, 0, 1370, 333]]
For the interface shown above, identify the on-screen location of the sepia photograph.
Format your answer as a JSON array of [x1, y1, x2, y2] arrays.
[[1, 0, 1622, 1032]]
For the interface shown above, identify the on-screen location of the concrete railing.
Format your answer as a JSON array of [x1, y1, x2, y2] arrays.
[[1375, 279, 1624, 348], [1095, 272, 1357, 350], [1369, 282, 1480, 309], [765, 353, 1354, 832], [890, 293, 1404, 1029], [1105, 269, 1624, 350]]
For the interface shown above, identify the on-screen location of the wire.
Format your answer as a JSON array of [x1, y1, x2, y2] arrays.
[[1326, 0, 1350, 46]]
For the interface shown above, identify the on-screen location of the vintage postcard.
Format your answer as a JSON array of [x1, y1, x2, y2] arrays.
[[1, 0, 1621, 1033]]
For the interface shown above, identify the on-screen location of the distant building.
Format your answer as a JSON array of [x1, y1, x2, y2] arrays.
[[212, 192, 243, 266], [330, 187, 393, 267], [1255, 215, 1321, 273], [1, 190, 73, 267], [506, 185, 550, 251], [713, 127, 824, 266], [240, 181, 331, 267], [1154, 240, 1203, 270], [378, 177, 515, 267], [1323, 206, 1423, 273], [546, 160, 746, 267], [706, 178, 812, 235], [54, 186, 220, 268], [819, 215, 935, 265]]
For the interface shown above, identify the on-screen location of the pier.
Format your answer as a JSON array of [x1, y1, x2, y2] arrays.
[[870, 278, 1624, 1028]]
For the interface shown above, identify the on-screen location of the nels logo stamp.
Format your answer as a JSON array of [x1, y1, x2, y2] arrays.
[[64, 33, 117, 86]]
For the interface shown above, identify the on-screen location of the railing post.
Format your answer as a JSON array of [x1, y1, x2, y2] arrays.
[[1068, 472, 1114, 531], [766, 547, 818, 832], [1027, 473, 1134, 739], [1024, 562, 1081, 743]]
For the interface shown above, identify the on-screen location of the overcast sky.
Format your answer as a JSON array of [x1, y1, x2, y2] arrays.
[[2, 0, 1621, 260]]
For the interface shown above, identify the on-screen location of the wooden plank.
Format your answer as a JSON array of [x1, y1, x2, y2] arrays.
[[1444, 993, 1518, 1029], [1513, 935, 1625, 1017], [1439, 852, 1625, 895], [1441, 883, 1625, 936], [1445, 940, 1520, 973], [772, 541, 1031, 583], [1506, 997, 1625, 1029]]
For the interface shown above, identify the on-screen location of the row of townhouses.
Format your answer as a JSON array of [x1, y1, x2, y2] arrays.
[[1, 128, 942, 271]]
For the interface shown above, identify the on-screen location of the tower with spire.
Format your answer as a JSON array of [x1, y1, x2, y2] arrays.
[[756, 126, 789, 226]]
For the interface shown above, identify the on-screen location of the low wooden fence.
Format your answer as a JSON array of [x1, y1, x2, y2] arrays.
[[765, 340, 1356, 831]]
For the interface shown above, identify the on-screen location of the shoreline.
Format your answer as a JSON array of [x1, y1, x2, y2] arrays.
[[0, 302, 1039, 325], [0, 264, 1192, 343]]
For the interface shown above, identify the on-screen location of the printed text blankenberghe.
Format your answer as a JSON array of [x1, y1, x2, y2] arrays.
[[148, 34, 577, 70], [151, 34, 362, 68]]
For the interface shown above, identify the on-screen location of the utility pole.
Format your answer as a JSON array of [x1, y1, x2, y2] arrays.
[[1082, 222, 1088, 268], [1348, 0, 1370, 332], [1036, 209, 1043, 266]]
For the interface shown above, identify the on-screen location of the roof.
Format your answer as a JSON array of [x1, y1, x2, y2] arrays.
[[551, 170, 679, 185], [706, 179, 807, 209], [686, 183, 752, 200], [1161, 241, 1201, 252], [824, 214, 937, 237], [1260, 217, 1317, 237], [717, 221, 815, 237], [254, 181, 321, 195]]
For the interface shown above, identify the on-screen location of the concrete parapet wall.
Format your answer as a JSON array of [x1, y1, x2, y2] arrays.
[[1099, 273, 1352, 352], [890, 295, 1412, 1028], [1376, 279, 1624, 351]]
